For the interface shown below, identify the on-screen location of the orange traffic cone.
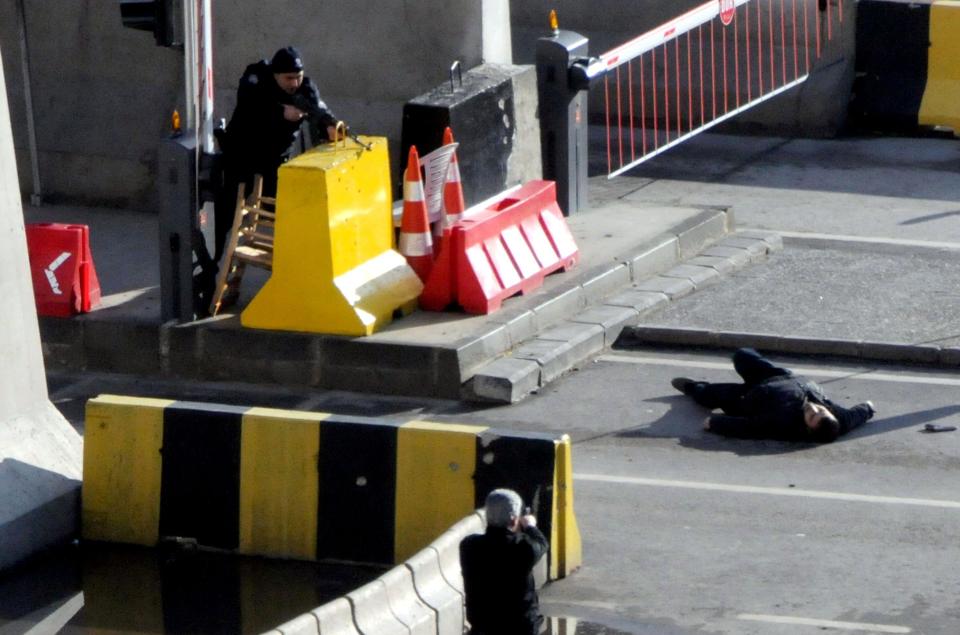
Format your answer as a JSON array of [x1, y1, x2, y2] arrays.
[[398, 145, 434, 282], [441, 127, 466, 231]]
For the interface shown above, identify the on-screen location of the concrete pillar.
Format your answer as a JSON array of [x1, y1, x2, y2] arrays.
[[482, 0, 513, 64], [0, 47, 82, 572]]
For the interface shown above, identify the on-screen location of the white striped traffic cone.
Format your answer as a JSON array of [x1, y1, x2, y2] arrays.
[[398, 145, 434, 282], [441, 126, 466, 231]]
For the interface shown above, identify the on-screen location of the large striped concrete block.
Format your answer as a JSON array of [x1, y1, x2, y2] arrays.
[[82, 395, 582, 581]]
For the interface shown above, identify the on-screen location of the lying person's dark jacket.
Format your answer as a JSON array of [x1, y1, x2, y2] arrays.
[[708, 374, 874, 442]]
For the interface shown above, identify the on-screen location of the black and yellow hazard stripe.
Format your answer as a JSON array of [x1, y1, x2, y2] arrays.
[[854, 0, 960, 134], [239, 408, 328, 559], [158, 402, 246, 550], [83, 395, 581, 579], [394, 421, 488, 561], [83, 395, 170, 546], [83, 396, 329, 556], [315, 414, 402, 563]]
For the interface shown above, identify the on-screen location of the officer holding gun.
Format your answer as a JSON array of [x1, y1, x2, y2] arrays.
[[214, 46, 340, 261]]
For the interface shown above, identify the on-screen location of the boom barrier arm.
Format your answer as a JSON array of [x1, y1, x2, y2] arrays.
[[593, 0, 843, 178]]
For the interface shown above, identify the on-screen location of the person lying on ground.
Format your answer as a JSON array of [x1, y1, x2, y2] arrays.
[[671, 348, 876, 443]]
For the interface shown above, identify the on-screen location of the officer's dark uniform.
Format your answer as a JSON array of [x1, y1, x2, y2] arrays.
[[214, 47, 337, 261]]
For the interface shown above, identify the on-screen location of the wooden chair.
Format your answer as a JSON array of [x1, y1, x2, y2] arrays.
[[209, 174, 276, 316]]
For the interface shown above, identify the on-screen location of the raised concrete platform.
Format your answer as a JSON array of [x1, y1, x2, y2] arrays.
[[29, 176, 759, 402]]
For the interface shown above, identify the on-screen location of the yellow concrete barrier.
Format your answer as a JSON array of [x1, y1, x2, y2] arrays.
[[242, 136, 422, 335], [83, 396, 581, 582], [919, 1, 960, 134], [82, 395, 171, 546], [551, 435, 583, 578], [394, 421, 486, 561]]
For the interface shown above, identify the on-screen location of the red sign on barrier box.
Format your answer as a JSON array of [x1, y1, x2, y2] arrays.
[[719, 0, 736, 25], [25, 223, 101, 317]]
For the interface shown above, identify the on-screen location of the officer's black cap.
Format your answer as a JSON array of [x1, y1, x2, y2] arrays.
[[271, 46, 304, 73]]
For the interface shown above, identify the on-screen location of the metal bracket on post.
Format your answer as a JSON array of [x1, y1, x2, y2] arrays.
[[449, 60, 463, 93]]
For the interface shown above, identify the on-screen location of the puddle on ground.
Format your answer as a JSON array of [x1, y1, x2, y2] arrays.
[[0, 541, 382, 634], [546, 616, 636, 634], [543, 614, 697, 635]]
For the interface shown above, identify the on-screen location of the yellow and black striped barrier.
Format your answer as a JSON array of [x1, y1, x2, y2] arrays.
[[854, 0, 960, 135], [82, 395, 581, 580]]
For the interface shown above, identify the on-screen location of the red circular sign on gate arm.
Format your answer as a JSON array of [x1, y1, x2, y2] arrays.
[[719, 0, 736, 25]]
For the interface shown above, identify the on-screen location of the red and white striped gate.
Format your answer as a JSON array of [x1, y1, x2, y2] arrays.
[[596, 0, 845, 177]]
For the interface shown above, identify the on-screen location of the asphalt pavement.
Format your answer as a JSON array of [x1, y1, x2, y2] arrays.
[[602, 132, 960, 363], [31, 131, 960, 634], [634, 237, 960, 349], [479, 348, 960, 634]]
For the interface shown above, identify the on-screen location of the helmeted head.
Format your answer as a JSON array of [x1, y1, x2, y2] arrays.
[[271, 46, 304, 94], [484, 488, 523, 529]]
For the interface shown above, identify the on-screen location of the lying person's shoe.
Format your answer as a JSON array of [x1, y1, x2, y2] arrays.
[[671, 377, 698, 395]]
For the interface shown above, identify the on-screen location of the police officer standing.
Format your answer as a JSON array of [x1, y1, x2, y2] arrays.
[[214, 46, 339, 261]]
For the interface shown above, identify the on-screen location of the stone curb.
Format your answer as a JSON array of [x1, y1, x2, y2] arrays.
[[619, 326, 960, 368], [465, 228, 784, 403]]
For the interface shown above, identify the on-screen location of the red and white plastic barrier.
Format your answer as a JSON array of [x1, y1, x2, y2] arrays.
[[25, 223, 101, 317], [420, 180, 579, 314]]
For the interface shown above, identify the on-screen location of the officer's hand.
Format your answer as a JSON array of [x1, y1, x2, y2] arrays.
[[703, 417, 712, 430], [283, 104, 306, 122], [519, 514, 537, 529]]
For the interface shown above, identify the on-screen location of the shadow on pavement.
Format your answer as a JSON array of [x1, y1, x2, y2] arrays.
[[899, 210, 960, 226], [843, 404, 960, 441], [615, 396, 960, 455], [613, 395, 806, 456]]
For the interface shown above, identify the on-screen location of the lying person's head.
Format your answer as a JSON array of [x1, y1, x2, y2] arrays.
[[803, 399, 840, 442]]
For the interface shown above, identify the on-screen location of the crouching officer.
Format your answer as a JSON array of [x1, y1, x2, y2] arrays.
[[213, 46, 339, 262]]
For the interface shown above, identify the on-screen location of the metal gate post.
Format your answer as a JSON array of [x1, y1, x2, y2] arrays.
[[536, 29, 590, 216], [158, 136, 199, 323], [158, 137, 219, 322]]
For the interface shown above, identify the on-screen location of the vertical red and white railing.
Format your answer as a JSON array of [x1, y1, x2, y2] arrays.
[[597, 0, 844, 177], [183, 0, 214, 154]]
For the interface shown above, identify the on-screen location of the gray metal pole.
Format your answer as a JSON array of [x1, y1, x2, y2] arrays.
[[15, 0, 42, 206]]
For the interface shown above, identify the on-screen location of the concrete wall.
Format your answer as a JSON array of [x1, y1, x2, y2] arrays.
[[1, 0, 857, 210], [0, 0, 508, 211], [0, 47, 82, 572]]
